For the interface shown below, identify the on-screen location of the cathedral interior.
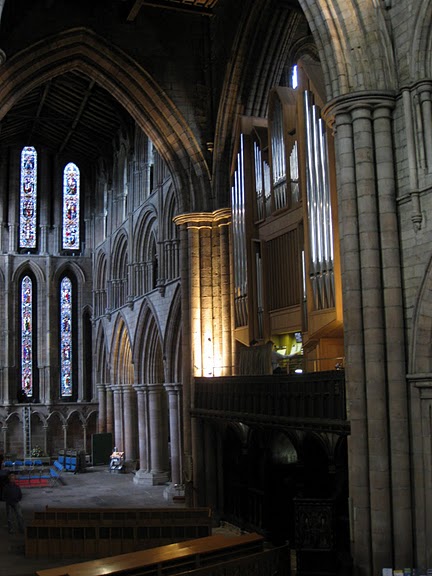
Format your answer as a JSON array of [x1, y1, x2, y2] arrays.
[[0, 0, 431, 575]]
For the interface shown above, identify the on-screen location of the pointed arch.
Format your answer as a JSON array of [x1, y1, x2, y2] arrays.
[[94, 322, 110, 385], [111, 230, 128, 308], [163, 285, 182, 383], [111, 230, 128, 280], [409, 253, 432, 374], [299, 0, 396, 98], [12, 259, 45, 286], [133, 301, 164, 384], [133, 208, 159, 294], [111, 315, 134, 386], [53, 260, 86, 286], [133, 208, 157, 263], [94, 249, 108, 317], [410, 0, 432, 79], [0, 27, 210, 212], [160, 185, 177, 238]]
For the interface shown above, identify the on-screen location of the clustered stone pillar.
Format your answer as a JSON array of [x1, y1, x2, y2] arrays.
[[112, 385, 123, 451], [133, 383, 168, 486], [133, 385, 149, 483], [173, 209, 232, 506], [122, 385, 136, 463], [97, 384, 107, 433], [164, 383, 182, 485], [325, 93, 413, 575], [106, 387, 114, 438]]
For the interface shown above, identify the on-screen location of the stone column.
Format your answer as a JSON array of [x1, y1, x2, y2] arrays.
[[122, 385, 135, 462], [408, 375, 432, 568], [133, 384, 150, 485], [62, 425, 67, 451], [148, 383, 168, 483], [97, 384, 106, 433], [164, 383, 182, 485], [417, 82, 432, 171], [325, 93, 413, 574], [134, 384, 168, 486], [43, 425, 48, 457], [82, 424, 87, 455], [173, 210, 232, 504], [219, 221, 232, 374], [106, 387, 114, 436], [112, 385, 123, 450], [173, 221, 193, 503], [2, 425, 7, 455], [40, 225, 49, 254], [373, 105, 412, 568]]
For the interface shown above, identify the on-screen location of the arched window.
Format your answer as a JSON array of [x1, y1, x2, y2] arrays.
[[60, 276, 73, 397], [21, 275, 34, 398], [19, 146, 37, 249], [62, 162, 80, 251]]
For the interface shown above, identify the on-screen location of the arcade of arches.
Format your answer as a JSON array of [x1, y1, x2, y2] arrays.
[[0, 1, 431, 575]]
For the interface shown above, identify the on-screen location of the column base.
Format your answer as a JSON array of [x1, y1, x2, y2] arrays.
[[133, 468, 169, 486], [163, 482, 185, 502]]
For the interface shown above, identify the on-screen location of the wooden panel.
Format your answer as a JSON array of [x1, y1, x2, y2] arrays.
[[35, 533, 264, 576]]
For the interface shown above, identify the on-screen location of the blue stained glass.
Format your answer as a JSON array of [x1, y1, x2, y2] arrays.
[[62, 163, 80, 250], [21, 276, 33, 397], [60, 277, 72, 397], [20, 147, 37, 248]]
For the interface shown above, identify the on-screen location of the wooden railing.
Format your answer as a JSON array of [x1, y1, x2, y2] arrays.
[[26, 507, 212, 559], [35, 533, 290, 576], [193, 370, 348, 433]]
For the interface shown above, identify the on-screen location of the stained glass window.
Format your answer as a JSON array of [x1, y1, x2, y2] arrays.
[[19, 146, 37, 249], [62, 163, 80, 250], [60, 277, 73, 397], [21, 275, 33, 397]]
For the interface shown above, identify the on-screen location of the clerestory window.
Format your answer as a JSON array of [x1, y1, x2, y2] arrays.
[[62, 162, 80, 251], [19, 146, 38, 250]]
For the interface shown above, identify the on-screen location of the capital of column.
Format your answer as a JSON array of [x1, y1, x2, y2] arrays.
[[415, 80, 432, 99], [173, 208, 231, 230], [164, 383, 183, 394], [147, 383, 165, 394], [133, 384, 147, 394], [121, 384, 134, 393], [323, 90, 396, 127], [110, 385, 123, 395]]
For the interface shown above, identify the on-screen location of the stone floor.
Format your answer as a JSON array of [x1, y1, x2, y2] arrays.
[[0, 465, 194, 576]]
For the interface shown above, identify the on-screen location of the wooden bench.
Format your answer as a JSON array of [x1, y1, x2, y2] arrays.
[[34, 532, 285, 576], [26, 507, 213, 558]]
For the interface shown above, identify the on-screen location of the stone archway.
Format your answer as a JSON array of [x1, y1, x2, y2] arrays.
[[0, 27, 210, 213]]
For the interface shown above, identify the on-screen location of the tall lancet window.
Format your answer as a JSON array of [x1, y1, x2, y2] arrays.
[[62, 163, 80, 251], [21, 275, 33, 397], [19, 146, 37, 249], [60, 277, 73, 397]]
